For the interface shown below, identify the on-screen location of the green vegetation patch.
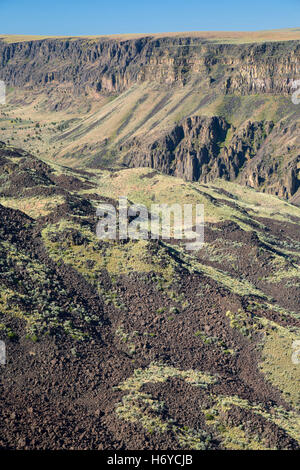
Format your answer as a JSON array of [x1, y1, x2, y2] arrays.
[[0, 239, 98, 340], [42, 219, 176, 285], [115, 362, 217, 449], [0, 195, 65, 219]]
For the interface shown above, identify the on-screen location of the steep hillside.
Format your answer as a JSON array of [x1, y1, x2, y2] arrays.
[[0, 142, 299, 449]]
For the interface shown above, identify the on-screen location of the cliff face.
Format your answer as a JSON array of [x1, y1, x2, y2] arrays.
[[238, 121, 300, 199], [0, 38, 299, 95], [123, 116, 230, 180]]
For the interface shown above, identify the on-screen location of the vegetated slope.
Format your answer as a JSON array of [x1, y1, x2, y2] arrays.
[[0, 33, 299, 202], [0, 142, 299, 450]]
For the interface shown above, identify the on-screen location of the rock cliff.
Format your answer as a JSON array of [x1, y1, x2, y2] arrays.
[[0, 37, 299, 95]]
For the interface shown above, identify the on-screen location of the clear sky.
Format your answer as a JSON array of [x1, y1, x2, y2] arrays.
[[0, 0, 299, 36]]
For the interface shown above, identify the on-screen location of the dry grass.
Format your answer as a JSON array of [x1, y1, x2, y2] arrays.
[[1, 28, 300, 44], [0, 195, 65, 218], [258, 318, 300, 409]]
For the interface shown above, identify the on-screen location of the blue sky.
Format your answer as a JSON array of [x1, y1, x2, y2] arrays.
[[0, 0, 299, 35]]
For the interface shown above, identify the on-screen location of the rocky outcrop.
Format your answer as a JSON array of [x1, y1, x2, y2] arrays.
[[122, 116, 300, 200], [239, 148, 300, 199], [238, 120, 300, 199], [123, 116, 230, 181], [122, 116, 271, 181]]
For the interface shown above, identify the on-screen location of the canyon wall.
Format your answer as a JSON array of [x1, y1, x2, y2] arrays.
[[0, 37, 299, 95]]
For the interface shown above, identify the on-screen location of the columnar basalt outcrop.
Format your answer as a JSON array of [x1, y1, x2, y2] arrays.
[[122, 116, 300, 199], [122, 116, 230, 181], [0, 38, 299, 94]]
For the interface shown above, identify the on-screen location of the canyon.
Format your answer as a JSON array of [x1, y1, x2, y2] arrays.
[[0, 32, 300, 202]]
